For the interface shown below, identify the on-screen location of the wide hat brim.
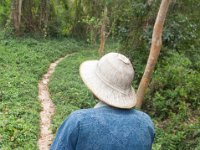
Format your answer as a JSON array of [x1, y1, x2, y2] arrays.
[[80, 60, 137, 109]]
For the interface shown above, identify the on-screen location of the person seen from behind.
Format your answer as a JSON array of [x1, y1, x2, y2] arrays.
[[50, 52, 155, 150]]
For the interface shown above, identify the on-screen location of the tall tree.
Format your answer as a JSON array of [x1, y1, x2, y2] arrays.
[[98, 6, 109, 56], [136, 0, 171, 108], [39, 0, 50, 36], [70, 0, 85, 37], [22, 0, 34, 32], [11, 0, 23, 34]]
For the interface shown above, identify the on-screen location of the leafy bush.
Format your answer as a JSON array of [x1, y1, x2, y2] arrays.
[[0, 35, 88, 149], [116, 1, 200, 148], [143, 52, 200, 149], [49, 49, 200, 150], [145, 52, 200, 116]]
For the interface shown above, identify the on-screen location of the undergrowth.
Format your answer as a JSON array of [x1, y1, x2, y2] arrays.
[[49, 51, 98, 133], [49, 48, 200, 150], [0, 32, 199, 149], [49, 42, 119, 134], [0, 36, 87, 149]]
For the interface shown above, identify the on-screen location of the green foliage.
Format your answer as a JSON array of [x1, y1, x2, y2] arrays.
[[146, 52, 200, 116], [0, 35, 88, 149], [0, 0, 199, 149], [115, 1, 200, 148], [81, 16, 101, 44], [49, 49, 200, 150], [49, 42, 119, 133], [143, 52, 200, 149], [49, 51, 98, 133], [0, 0, 11, 26]]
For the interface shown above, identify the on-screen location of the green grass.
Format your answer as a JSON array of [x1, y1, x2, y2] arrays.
[[49, 42, 119, 133], [49, 47, 200, 150], [49, 50, 98, 133], [0, 36, 89, 149], [1, 34, 199, 149]]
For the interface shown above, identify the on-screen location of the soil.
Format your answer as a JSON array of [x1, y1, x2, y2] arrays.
[[37, 55, 68, 150]]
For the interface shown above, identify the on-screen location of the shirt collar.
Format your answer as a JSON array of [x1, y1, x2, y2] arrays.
[[94, 101, 108, 108]]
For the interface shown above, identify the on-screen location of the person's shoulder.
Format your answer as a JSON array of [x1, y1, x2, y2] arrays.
[[71, 107, 97, 114], [68, 108, 97, 120], [133, 109, 154, 125], [133, 109, 151, 118]]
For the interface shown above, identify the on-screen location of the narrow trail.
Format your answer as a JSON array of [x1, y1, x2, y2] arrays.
[[38, 54, 71, 150]]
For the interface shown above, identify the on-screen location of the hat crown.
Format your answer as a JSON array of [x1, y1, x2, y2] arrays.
[[96, 53, 134, 94]]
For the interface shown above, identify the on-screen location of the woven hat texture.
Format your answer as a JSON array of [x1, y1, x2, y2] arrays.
[[80, 52, 137, 109]]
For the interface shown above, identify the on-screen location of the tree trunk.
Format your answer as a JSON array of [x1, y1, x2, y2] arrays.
[[22, 0, 34, 32], [11, 0, 23, 34], [39, 0, 50, 36], [136, 0, 171, 108], [98, 6, 108, 56]]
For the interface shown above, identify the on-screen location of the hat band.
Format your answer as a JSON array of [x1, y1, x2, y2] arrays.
[[95, 65, 130, 95]]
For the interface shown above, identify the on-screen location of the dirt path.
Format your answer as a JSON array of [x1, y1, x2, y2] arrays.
[[38, 55, 70, 150]]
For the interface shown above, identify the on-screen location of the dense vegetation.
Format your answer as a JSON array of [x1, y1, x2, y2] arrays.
[[0, 0, 199, 149], [49, 48, 200, 150], [0, 35, 89, 149], [49, 43, 118, 133], [117, 1, 200, 149]]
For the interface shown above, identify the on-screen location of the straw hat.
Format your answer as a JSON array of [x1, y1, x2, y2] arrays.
[[80, 52, 137, 109]]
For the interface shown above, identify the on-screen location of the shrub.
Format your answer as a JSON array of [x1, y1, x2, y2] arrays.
[[144, 52, 200, 149]]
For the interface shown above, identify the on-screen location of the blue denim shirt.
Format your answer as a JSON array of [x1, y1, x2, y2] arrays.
[[50, 106, 155, 150]]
